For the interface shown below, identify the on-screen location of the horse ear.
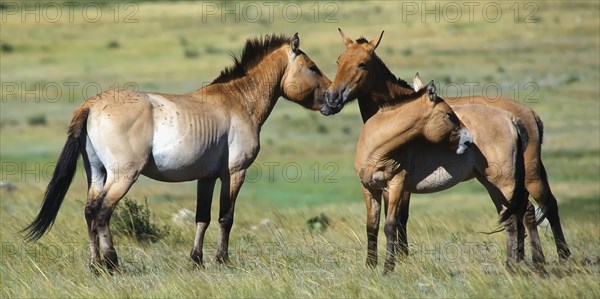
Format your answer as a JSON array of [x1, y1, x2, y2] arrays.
[[427, 80, 437, 101], [413, 72, 423, 92], [291, 32, 300, 54], [366, 30, 384, 53], [338, 28, 354, 47]]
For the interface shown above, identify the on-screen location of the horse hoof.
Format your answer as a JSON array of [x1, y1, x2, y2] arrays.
[[559, 248, 571, 260], [382, 263, 395, 275], [190, 252, 204, 266], [89, 262, 103, 276], [365, 261, 377, 269], [216, 255, 230, 265]]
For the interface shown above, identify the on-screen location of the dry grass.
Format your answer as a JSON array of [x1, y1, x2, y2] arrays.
[[1, 1, 599, 297]]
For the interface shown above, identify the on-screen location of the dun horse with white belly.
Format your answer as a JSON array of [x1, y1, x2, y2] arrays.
[[353, 79, 526, 273], [325, 29, 546, 273], [325, 30, 569, 265], [24, 33, 334, 272]]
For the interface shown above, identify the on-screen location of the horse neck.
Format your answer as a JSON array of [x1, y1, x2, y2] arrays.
[[222, 49, 288, 128], [357, 61, 414, 123], [365, 96, 431, 159]]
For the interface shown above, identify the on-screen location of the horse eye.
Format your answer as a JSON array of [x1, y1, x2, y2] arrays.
[[309, 65, 320, 74], [358, 62, 367, 69]]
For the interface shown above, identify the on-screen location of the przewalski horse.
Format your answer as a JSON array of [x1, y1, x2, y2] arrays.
[[353, 78, 529, 273], [324, 29, 555, 272], [327, 29, 569, 265], [23, 33, 334, 272]]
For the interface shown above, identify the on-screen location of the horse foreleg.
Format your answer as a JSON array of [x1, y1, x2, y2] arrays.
[[190, 178, 216, 266], [362, 185, 382, 268], [383, 173, 405, 274], [216, 170, 245, 264], [396, 192, 411, 256]]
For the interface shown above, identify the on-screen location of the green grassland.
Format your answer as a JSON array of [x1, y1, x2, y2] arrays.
[[1, 1, 599, 297]]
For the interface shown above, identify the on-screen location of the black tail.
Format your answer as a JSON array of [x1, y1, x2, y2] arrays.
[[22, 106, 89, 241], [533, 113, 548, 225], [533, 163, 556, 226], [22, 136, 80, 241], [499, 119, 529, 224]]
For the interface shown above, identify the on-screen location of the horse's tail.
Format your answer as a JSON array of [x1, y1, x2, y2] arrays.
[[532, 112, 550, 225], [534, 113, 544, 145], [499, 118, 529, 224], [22, 105, 90, 241]]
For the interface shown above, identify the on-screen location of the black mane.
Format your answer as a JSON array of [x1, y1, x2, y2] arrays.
[[356, 36, 369, 44], [212, 34, 291, 84]]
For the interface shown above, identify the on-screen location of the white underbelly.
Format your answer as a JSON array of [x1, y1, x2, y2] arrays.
[[406, 165, 471, 193], [403, 149, 477, 193], [143, 140, 228, 182]]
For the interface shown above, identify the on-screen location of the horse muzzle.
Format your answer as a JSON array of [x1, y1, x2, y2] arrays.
[[323, 90, 345, 115]]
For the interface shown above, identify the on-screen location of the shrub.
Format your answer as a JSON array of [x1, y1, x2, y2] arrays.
[[307, 213, 330, 232], [27, 114, 47, 126], [317, 124, 329, 134], [111, 197, 168, 243], [107, 40, 120, 49], [184, 49, 199, 59], [341, 126, 352, 135], [1, 42, 13, 53], [204, 45, 223, 54], [179, 37, 199, 59], [565, 74, 580, 85]]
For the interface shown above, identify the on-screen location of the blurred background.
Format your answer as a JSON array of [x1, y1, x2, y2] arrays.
[[1, 1, 598, 296]]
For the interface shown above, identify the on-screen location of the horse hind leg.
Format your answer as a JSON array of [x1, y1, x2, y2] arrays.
[[523, 201, 546, 265], [516, 201, 527, 263], [474, 174, 524, 267], [501, 189, 527, 269], [525, 162, 570, 259], [85, 181, 105, 272], [95, 164, 142, 272], [81, 140, 106, 272]]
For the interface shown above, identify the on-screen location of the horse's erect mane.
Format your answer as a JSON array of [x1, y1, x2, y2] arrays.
[[212, 34, 291, 84], [380, 85, 430, 111], [356, 36, 369, 44]]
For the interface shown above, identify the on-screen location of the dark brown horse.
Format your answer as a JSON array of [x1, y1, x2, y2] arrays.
[[24, 33, 335, 272], [325, 29, 569, 270]]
